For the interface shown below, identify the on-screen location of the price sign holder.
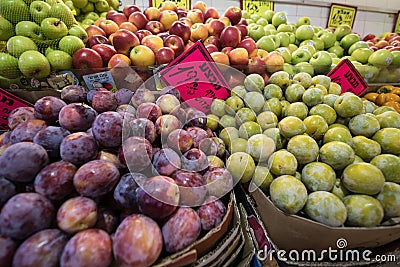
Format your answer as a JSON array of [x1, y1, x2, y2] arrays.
[[327, 58, 367, 96], [327, 3, 357, 29], [0, 88, 34, 130], [149, 0, 190, 10], [159, 41, 230, 113], [240, 0, 274, 16], [393, 11, 400, 34]]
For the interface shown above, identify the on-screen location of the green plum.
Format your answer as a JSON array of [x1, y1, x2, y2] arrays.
[[373, 106, 396, 115], [263, 98, 282, 117], [268, 71, 291, 89], [343, 194, 384, 227], [323, 94, 340, 107], [284, 102, 309, 120], [348, 113, 380, 137], [351, 136, 381, 162], [309, 104, 337, 125], [225, 96, 244, 115], [219, 115, 236, 128], [235, 107, 256, 125], [311, 75, 331, 89], [263, 84, 283, 100], [267, 150, 298, 176], [251, 166, 274, 192], [372, 128, 400, 154], [226, 152, 256, 183], [328, 82, 342, 95], [256, 111, 278, 130], [301, 162, 336, 192], [319, 141, 355, 170], [370, 154, 400, 183], [303, 115, 328, 140], [342, 162, 385, 195], [206, 114, 219, 131], [231, 85, 246, 99], [331, 178, 350, 200], [219, 127, 239, 146], [362, 99, 377, 114], [376, 111, 400, 129], [211, 99, 226, 117], [334, 93, 363, 118], [244, 73, 264, 92], [286, 135, 319, 164], [263, 128, 286, 150], [376, 182, 400, 218], [238, 121, 262, 139], [322, 127, 353, 146], [285, 83, 305, 103], [302, 87, 324, 107], [244, 91, 265, 113], [278, 116, 306, 138], [229, 138, 248, 154], [246, 134, 275, 162], [293, 72, 312, 88], [207, 155, 225, 169]]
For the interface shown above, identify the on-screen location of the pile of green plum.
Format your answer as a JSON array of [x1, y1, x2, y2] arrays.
[[209, 71, 400, 228]]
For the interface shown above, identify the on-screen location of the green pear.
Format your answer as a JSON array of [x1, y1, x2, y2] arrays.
[[81, 2, 94, 13], [18, 50, 51, 79], [0, 0, 31, 23], [15, 21, 44, 40], [68, 24, 88, 43], [0, 52, 21, 79], [7, 36, 38, 58], [0, 17, 15, 41], [50, 2, 78, 26]]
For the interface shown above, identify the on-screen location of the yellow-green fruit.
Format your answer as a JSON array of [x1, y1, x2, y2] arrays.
[[301, 162, 336, 192], [309, 104, 337, 125], [226, 152, 256, 183], [348, 114, 381, 137], [305, 191, 347, 227], [351, 136, 381, 162], [206, 114, 219, 131], [319, 141, 355, 170], [303, 115, 328, 140], [370, 154, 400, 183], [267, 150, 298, 176], [270, 175, 308, 214], [334, 93, 363, 118], [284, 102, 309, 120], [372, 128, 400, 155], [376, 182, 400, 218], [251, 166, 274, 192], [256, 111, 278, 130], [287, 135, 319, 164], [263, 128, 286, 150], [343, 195, 384, 227], [239, 121, 262, 139], [331, 179, 350, 200], [323, 127, 353, 146], [373, 106, 396, 115], [263, 98, 282, 117], [229, 138, 247, 154], [246, 134, 275, 162], [278, 116, 306, 138], [219, 127, 239, 147], [376, 111, 400, 129], [342, 163, 385, 195], [207, 156, 225, 169]]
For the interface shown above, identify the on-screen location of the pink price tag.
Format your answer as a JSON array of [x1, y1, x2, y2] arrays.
[[0, 88, 33, 130], [159, 41, 230, 113], [327, 58, 367, 96]]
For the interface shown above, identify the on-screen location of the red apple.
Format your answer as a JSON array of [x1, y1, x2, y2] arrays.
[[136, 29, 152, 42], [205, 44, 218, 53], [190, 23, 208, 42], [169, 21, 191, 43], [106, 12, 127, 26], [73, 48, 103, 69], [119, 22, 138, 33], [237, 38, 257, 58], [247, 56, 266, 75], [145, 21, 165, 35], [122, 5, 141, 18], [87, 34, 110, 48], [176, 9, 188, 19], [205, 7, 220, 21], [108, 54, 131, 68], [385, 32, 398, 42], [236, 25, 247, 40], [160, 1, 178, 12], [159, 10, 178, 30], [156, 47, 175, 65], [389, 46, 400, 51], [92, 44, 117, 66], [157, 32, 170, 42], [164, 35, 185, 57], [223, 6, 242, 25], [371, 46, 379, 51], [105, 10, 118, 19], [86, 25, 106, 37], [372, 36, 382, 43], [221, 46, 234, 55], [94, 17, 106, 27], [99, 20, 119, 36], [185, 40, 195, 51], [366, 41, 374, 47], [204, 36, 220, 49], [141, 35, 164, 53], [110, 29, 140, 55], [193, 1, 207, 13], [238, 18, 248, 26], [385, 45, 394, 50], [220, 26, 241, 48], [128, 11, 149, 30], [179, 17, 193, 28], [390, 36, 400, 44], [228, 48, 248, 65], [211, 52, 229, 65], [187, 9, 204, 24], [391, 40, 400, 47], [363, 33, 376, 42], [144, 7, 160, 21], [206, 19, 225, 37], [375, 40, 390, 49]]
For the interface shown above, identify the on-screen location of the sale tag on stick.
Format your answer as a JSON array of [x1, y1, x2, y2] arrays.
[[327, 58, 367, 96], [327, 3, 357, 29], [159, 41, 230, 113], [0, 88, 33, 130], [240, 0, 274, 16]]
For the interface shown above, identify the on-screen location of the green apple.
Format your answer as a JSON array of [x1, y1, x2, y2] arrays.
[[45, 46, 56, 56], [46, 50, 73, 71], [242, 10, 250, 19], [299, 44, 316, 56], [368, 49, 394, 67], [0, 17, 14, 41], [100, 11, 108, 18], [296, 16, 311, 27], [50, 2, 78, 26], [311, 37, 325, 51], [262, 10, 274, 23], [72, 0, 88, 9], [18, 50, 51, 78], [22, 0, 35, 4], [95, 0, 110, 12], [248, 25, 265, 42], [320, 31, 336, 49], [0, 0, 31, 24], [310, 51, 332, 74], [340, 33, 361, 51], [348, 41, 370, 56], [291, 49, 311, 64], [250, 14, 260, 21], [272, 11, 287, 28], [276, 32, 290, 47], [64, 0, 75, 10], [0, 52, 21, 79], [7, 36, 38, 58], [327, 45, 344, 58], [296, 24, 314, 41], [391, 51, 400, 66], [29, 1, 51, 24], [81, 2, 95, 13], [334, 24, 352, 40], [68, 24, 88, 43], [58, 35, 85, 56], [295, 62, 314, 76], [109, 0, 120, 10], [351, 48, 373, 64], [263, 24, 275, 32], [270, 35, 281, 49], [85, 11, 100, 22], [287, 43, 298, 53], [15, 21, 44, 40], [256, 18, 268, 26], [256, 36, 276, 52], [41, 18, 68, 39], [277, 24, 294, 33], [82, 19, 95, 26], [332, 57, 341, 65], [287, 32, 296, 44], [283, 63, 294, 75], [276, 47, 292, 63]]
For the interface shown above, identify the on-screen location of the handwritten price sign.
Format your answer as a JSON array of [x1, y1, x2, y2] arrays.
[[150, 0, 190, 10], [241, 0, 274, 16], [328, 59, 367, 96], [0, 88, 33, 130], [159, 41, 230, 113], [327, 3, 357, 28]]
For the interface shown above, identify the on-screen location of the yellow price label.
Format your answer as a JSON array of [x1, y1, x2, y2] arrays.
[[394, 11, 400, 33], [327, 4, 357, 29], [151, 0, 190, 10], [241, 0, 273, 15]]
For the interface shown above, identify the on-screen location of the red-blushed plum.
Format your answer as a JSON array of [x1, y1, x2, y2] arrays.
[[128, 118, 157, 143], [114, 88, 133, 105], [113, 172, 143, 210], [199, 137, 225, 157], [137, 176, 179, 219], [181, 148, 209, 172], [0, 193, 54, 240], [186, 126, 209, 148], [87, 88, 108, 104], [185, 108, 207, 129], [167, 128, 193, 153], [131, 88, 156, 108], [91, 90, 118, 113], [0, 177, 16, 208], [113, 214, 162, 267], [156, 94, 181, 114], [60, 229, 113, 267], [160, 85, 181, 100], [136, 102, 162, 122], [59, 103, 98, 132], [0, 235, 16, 267], [60, 132, 98, 165], [73, 160, 120, 198], [162, 207, 201, 253], [171, 107, 187, 124], [97, 149, 122, 169], [95, 206, 119, 234], [9, 119, 47, 144], [33, 126, 71, 158], [171, 170, 207, 207], [204, 167, 233, 198], [7, 106, 35, 130], [60, 85, 88, 103], [0, 142, 49, 183], [119, 136, 152, 172], [92, 111, 123, 148], [57, 196, 97, 234], [197, 195, 226, 231], [12, 229, 68, 267], [34, 96, 67, 124], [117, 104, 136, 119], [34, 161, 77, 202], [152, 148, 181, 176], [155, 114, 183, 137]]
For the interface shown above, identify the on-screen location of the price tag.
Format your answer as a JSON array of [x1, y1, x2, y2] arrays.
[[0, 88, 33, 130], [327, 3, 357, 29], [394, 11, 400, 34], [159, 41, 230, 113], [47, 71, 78, 90], [82, 71, 117, 92], [150, 0, 190, 10], [327, 58, 367, 96], [241, 0, 274, 16]]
